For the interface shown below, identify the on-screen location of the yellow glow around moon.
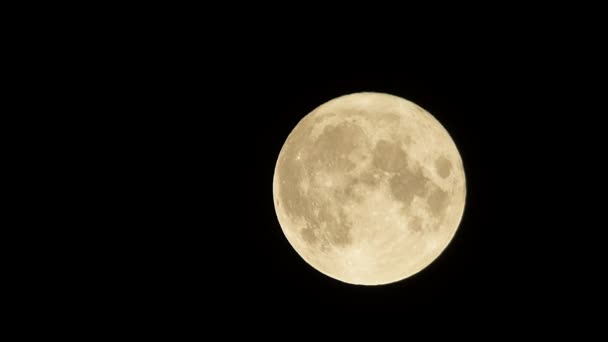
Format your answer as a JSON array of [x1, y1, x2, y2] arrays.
[[273, 92, 466, 285]]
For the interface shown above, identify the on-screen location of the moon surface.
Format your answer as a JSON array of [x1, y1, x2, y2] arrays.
[[273, 92, 466, 285]]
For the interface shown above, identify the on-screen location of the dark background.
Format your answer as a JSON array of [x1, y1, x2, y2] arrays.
[[123, 59, 569, 322], [9, 4, 603, 336], [85, 18, 601, 329]]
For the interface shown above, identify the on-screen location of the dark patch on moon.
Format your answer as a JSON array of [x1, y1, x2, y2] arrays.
[[327, 221, 351, 246], [359, 170, 381, 186], [301, 224, 318, 244], [409, 216, 423, 232], [389, 167, 429, 207], [309, 122, 368, 174], [402, 135, 413, 145], [372, 139, 409, 173], [370, 139, 449, 220], [428, 187, 449, 217], [367, 139, 432, 210], [336, 172, 381, 205], [314, 205, 353, 247], [435, 156, 452, 178]]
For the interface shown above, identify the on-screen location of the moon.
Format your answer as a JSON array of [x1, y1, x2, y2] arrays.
[[273, 92, 466, 285]]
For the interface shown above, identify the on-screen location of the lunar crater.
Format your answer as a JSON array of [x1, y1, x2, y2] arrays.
[[435, 156, 452, 178]]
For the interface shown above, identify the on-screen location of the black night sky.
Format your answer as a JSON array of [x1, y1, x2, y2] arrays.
[[106, 26, 596, 329], [130, 61, 566, 320], [15, 3, 603, 336]]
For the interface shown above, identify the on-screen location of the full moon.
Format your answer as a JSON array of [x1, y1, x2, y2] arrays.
[[273, 92, 466, 285]]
